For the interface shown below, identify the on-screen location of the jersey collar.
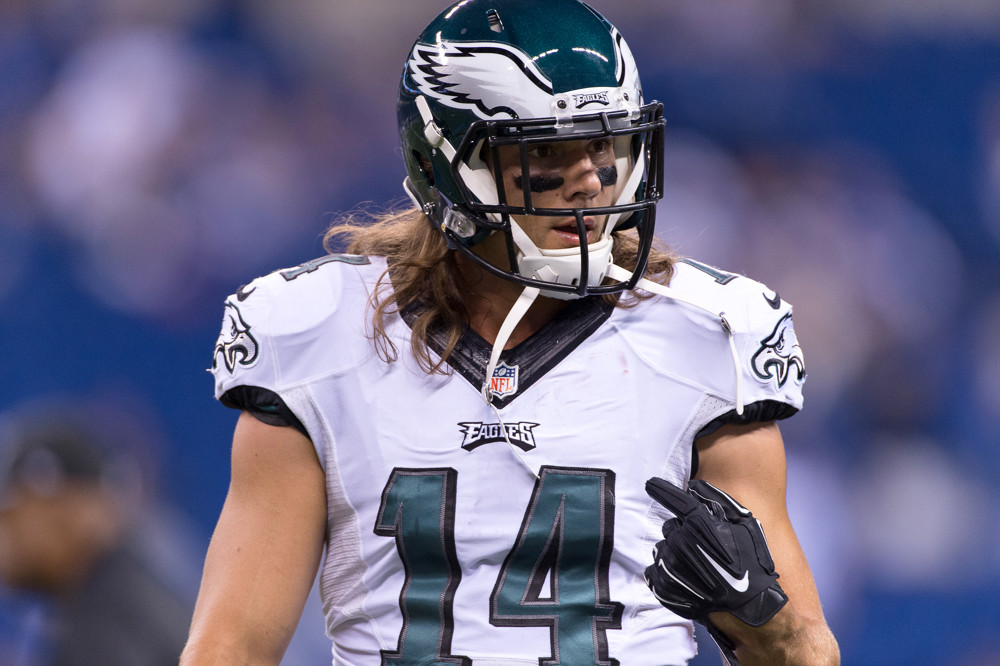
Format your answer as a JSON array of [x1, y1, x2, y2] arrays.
[[403, 296, 614, 407]]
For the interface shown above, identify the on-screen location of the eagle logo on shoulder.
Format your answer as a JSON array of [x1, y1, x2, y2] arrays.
[[213, 301, 259, 374], [751, 312, 805, 388]]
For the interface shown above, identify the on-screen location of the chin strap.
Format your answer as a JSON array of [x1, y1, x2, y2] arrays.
[[481, 286, 542, 480], [606, 265, 744, 415], [481, 285, 541, 405]]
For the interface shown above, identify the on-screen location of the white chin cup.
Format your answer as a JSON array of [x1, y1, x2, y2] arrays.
[[515, 234, 615, 300]]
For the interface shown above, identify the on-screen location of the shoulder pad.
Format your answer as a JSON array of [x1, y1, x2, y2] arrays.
[[671, 259, 806, 410], [210, 254, 382, 400]]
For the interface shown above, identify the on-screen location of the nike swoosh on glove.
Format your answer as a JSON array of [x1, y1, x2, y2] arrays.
[[643, 478, 788, 628]]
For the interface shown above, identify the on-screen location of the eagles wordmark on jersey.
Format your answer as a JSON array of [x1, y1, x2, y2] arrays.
[[210, 255, 805, 666]]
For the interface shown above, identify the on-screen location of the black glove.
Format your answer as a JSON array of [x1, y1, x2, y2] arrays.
[[643, 478, 788, 628]]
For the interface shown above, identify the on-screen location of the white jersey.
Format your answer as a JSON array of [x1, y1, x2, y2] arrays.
[[210, 254, 805, 666]]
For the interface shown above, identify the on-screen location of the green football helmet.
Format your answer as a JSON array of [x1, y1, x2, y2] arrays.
[[398, 0, 664, 299]]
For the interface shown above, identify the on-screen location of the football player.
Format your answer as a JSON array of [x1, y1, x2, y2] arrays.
[[182, 1, 839, 664]]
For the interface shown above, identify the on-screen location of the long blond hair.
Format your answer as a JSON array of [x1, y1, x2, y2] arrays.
[[323, 206, 677, 373]]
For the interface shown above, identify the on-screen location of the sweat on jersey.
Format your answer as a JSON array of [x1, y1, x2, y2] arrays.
[[209, 254, 805, 666]]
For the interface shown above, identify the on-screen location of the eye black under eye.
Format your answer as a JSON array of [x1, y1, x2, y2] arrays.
[[597, 165, 618, 187], [513, 173, 564, 193], [512, 166, 617, 193]]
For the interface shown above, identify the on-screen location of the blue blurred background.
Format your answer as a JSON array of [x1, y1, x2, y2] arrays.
[[1, 0, 999, 663]]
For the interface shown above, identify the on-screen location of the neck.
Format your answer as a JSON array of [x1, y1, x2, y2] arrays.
[[454, 253, 566, 349]]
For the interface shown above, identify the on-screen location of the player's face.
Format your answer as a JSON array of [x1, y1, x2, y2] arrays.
[[490, 138, 618, 250]]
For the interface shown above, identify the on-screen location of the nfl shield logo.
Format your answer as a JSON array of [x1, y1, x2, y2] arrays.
[[489, 362, 519, 398]]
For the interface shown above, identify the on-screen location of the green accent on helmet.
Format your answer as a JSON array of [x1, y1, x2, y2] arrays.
[[401, 1, 623, 137], [400, 0, 630, 212]]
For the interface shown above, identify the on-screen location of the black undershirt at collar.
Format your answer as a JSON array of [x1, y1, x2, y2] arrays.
[[403, 296, 615, 408]]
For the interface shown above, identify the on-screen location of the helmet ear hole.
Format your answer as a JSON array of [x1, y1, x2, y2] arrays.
[[414, 151, 435, 185]]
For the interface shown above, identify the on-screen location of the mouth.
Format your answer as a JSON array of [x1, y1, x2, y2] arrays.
[[550, 218, 597, 246]]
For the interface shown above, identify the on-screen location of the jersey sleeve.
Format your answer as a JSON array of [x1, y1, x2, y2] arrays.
[[219, 385, 308, 436], [210, 279, 277, 401], [670, 260, 806, 437], [209, 254, 376, 438], [734, 281, 805, 411]]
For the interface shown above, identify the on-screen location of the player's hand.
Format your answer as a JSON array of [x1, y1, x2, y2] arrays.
[[643, 478, 787, 628]]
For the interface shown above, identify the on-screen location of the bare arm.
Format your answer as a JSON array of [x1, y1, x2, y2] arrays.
[[695, 421, 839, 666], [181, 412, 327, 665]]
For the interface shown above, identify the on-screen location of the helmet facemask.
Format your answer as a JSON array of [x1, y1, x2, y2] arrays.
[[410, 100, 664, 300]]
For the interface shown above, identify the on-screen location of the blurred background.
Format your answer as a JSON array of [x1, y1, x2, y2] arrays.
[[1, 0, 998, 663]]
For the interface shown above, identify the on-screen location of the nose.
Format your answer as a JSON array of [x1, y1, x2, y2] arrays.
[[561, 147, 605, 202]]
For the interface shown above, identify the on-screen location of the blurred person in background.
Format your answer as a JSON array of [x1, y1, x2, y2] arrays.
[[182, 0, 837, 664], [0, 402, 194, 665]]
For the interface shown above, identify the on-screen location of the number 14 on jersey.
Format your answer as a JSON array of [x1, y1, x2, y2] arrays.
[[375, 466, 624, 665]]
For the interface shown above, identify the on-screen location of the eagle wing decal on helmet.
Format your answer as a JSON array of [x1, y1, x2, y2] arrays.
[[612, 28, 641, 94], [408, 41, 554, 120]]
